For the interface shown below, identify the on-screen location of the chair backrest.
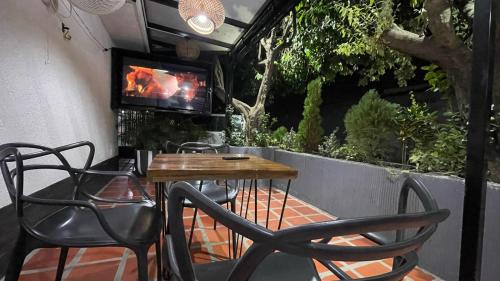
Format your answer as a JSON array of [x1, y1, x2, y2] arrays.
[[176, 142, 221, 154], [167, 177, 450, 281], [0, 142, 94, 217]]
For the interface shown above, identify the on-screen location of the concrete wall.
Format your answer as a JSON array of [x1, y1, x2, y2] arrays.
[[0, 1, 117, 207], [230, 147, 500, 281]]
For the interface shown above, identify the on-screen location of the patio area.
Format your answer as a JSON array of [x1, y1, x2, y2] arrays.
[[13, 177, 438, 281], [1, 0, 498, 280]]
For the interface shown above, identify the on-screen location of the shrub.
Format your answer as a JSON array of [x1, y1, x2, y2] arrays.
[[344, 90, 400, 162], [278, 128, 299, 151], [318, 129, 341, 158], [248, 112, 276, 147], [225, 105, 245, 146], [297, 77, 324, 153], [271, 126, 288, 145], [409, 124, 466, 175], [395, 95, 438, 163]]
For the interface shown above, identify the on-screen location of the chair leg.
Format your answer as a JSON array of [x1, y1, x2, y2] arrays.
[[133, 247, 150, 281], [213, 219, 217, 230], [230, 200, 237, 259], [5, 233, 33, 281], [155, 241, 162, 281], [188, 208, 198, 249], [55, 247, 69, 281]]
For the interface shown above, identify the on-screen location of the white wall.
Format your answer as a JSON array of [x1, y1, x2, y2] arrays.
[[0, 0, 118, 207]]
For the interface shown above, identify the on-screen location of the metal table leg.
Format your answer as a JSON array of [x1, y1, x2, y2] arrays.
[[278, 180, 292, 230], [266, 179, 273, 229], [254, 179, 258, 224]]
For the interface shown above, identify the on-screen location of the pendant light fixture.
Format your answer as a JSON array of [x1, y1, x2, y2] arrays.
[[178, 0, 225, 35]]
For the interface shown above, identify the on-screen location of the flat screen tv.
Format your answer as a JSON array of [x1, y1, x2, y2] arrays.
[[111, 48, 212, 114]]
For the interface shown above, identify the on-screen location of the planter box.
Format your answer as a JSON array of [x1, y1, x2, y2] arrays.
[[229, 146, 500, 281]]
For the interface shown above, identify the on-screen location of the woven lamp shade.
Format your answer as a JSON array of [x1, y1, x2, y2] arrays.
[[70, 0, 125, 15], [178, 0, 225, 35]]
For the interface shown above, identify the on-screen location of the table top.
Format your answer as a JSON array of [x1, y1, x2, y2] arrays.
[[147, 153, 298, 182]]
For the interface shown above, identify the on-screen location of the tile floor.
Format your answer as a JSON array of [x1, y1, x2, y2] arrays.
[[13, 177, 441, 281]]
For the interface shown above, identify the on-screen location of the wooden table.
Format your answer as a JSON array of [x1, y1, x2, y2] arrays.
[[148, 153, 298, 181], [147, 153, 298, 263]]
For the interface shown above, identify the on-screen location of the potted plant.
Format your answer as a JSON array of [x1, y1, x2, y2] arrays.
[[133, 116, 171, 175]]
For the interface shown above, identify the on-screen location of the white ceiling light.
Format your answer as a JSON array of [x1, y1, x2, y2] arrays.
[[178, 0, 225, 35], [176, 39, 201, 60], [69, 0, 126, 15]]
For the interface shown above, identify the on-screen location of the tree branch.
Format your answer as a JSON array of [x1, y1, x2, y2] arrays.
[[425, 0, 464, 49], [232, 98, 251, 116], [380, 24, 443, 62]]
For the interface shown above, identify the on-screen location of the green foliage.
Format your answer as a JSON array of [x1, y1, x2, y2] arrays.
[[344, 90, 400, 162], [272, 126, 288, 144], [318, 129, 341, 158], [278, 128, 300, 151], [297, 78, 324, 152], [225, 105, 245, 146], [395, 95, 438, 163], [247, 113, 277, 147], [421, 64, 451, 93], [409, 124, 466, 175], [279, 0, 416, 90], [122, 113, 207, 151]]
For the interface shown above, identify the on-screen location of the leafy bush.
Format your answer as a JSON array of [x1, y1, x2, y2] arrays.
[[121, 112, 207, 151], [278, 128, 300, 151], [247, 113, 276, 147], [225, 105, 245, 146], [297, 77, 324, 153], [422, 64, 451, 93], [409, 124, 466, 175], [396, 95, 438, 163], [344, 90, 400, 162], [318, 129, 341, 158], [271, 126, 288, 145]]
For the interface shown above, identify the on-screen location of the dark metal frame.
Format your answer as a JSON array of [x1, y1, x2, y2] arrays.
[[144, 0, 300, 58], [166, 177, 449, 281], [0, 142, 162, 281], [459, 0, 497, 279]]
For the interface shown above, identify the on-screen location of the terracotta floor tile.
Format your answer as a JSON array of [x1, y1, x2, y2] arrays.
[[23, 248, 79, 270], [355, 261, 391, 277], [286, 216, 312, 225], [65, 260, 120, 281], [294, 205, 320, 215], [121, 255, 157, 281], [19, 271, 56, 281], [79, 247, 124, 263], [308, 213, 334, 222]]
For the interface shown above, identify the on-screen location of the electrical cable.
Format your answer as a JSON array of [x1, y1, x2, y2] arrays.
[[50, 0, 110, 51]]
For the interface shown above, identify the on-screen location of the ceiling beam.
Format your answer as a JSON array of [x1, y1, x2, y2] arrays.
[[148, 0, 250, 29], [148, 22, 232, 49], [150, 39, 176, 49]]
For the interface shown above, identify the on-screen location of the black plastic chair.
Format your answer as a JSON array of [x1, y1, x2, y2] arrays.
[[171, 142, 238, 257], [165, 142, 239, 257], [165, 178, 450, 281], [0, 142, 162, 281]]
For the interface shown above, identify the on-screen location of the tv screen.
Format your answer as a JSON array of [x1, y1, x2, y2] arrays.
[[112, 49, 212, 114]]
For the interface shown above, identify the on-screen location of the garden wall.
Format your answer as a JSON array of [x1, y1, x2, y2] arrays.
[[229, 146, 500, 281]]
